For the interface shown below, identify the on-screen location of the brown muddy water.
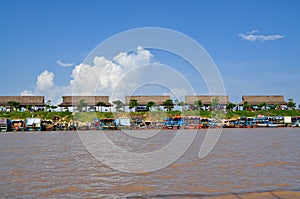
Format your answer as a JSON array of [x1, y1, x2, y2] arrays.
[[0, 128, 299, 198]]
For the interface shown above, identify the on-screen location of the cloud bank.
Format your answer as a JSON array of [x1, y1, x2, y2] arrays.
[[21, 46, 168, 105], [239, 30, 285, 42]]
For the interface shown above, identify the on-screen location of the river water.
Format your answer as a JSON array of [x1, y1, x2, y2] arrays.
[[0, 128, 299, 198]]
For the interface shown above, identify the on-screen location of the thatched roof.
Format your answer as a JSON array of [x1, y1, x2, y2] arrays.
[[58, 96, 111, 107], [0, 96, 46, 106], [125, 95, 170, 106], [185, 95, 229, 105], [239, 95, 287, 105]]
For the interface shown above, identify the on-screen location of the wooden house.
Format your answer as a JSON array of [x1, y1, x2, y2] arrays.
[[58, 96, 111, 111], [125, 95, 171, 111], [239, 95, 287, 108], [0, 96, 46, 108]]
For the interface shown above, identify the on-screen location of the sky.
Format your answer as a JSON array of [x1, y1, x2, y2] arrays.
[[0, 0, 299, 106]]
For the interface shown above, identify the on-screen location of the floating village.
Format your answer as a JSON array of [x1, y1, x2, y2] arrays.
[[0, 95, 299, 132]]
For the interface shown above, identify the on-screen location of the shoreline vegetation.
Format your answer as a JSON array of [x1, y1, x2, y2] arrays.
[[1, 109, 300, 123], [0, 109, 300, 132]]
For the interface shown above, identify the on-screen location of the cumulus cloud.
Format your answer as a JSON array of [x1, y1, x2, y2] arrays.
[[56, 60, 74, 67], [239, 30, 285, 42], [113, 46, 153, 68], [21, 46, 157, 105], [36, 70, 55, 91], [69, 46, 153, 96]]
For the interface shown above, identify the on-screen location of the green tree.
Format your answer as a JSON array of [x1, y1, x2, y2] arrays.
[[51, 105, 57, 112], [210, 97, 219, 111], [45, 104, 51, 111], [287, 98, 296, 110], [96, 101, 106, 112], [14, 101, 20, 111], [226, 102, 236, 111], [243, 101, 252, 110], [146, 101, 156, 111], [26, 104, 33, 112], [258, 102, 267, 110], [112, 100, 123, 112], [194, 100, 203, 110], [274, 103, 281, 110], [7, 101, 20, 112], [129, 98, 138, 111], [77, 99, 87, 112], [163, 99, 174, 111]]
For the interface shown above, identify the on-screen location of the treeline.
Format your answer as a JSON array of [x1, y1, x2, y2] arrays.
[[1, 109, 299, 123]]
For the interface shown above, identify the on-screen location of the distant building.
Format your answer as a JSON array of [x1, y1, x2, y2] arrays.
[[0, 96, 46, 108], [185, 95, 230, 110], [58, 96, 111, 111], [125, 95, 170, 111], [239, 95, 288, 109]]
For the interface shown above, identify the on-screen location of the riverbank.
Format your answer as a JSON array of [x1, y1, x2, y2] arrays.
[[1, 110, 300, 131], [1, 110, 300, 122], [126, 189, 300, 198]]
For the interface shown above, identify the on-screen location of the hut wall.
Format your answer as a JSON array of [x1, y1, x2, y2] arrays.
[[59, 96, 111, 107], [240, 95, 287, 105], [0, 96, 45, 106]]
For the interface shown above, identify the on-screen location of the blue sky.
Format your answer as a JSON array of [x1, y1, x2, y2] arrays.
[[0, 0, 299, 105]]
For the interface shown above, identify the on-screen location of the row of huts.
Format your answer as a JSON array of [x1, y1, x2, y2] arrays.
[[0, 95, 290, 111]]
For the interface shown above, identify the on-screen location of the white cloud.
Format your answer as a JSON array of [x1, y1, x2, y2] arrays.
[[21, 46, 158, 105], [20, 70, 66, 104], [69, 46, 152, 95], [36, 70, 55, 91], [20, 90, 33, 96], [239, 30, 285, 42], [56, 60, 74, 67], [113, 45, 153, 68]]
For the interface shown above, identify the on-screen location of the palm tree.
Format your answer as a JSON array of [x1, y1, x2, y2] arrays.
[[258, 102, 267, 110], [112, 100, 123, 112], [163, 99, 174, 111], [50, 105, 57, 112], [7, 101, 20, 112], [226, 102, 236, 111], [194, 100, 203, 111], [243, 101, 252, 111], [287, 98, 296, 110], [129, 98, 138, 112], [96, 101, 106, 112], [146, 101, 155, 111], [45, 104, 51, 111], [26, 104, 33, 112], [210, 97, 219, 111], [274, 103, 280, 110], [77, 99, 87, 112]]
